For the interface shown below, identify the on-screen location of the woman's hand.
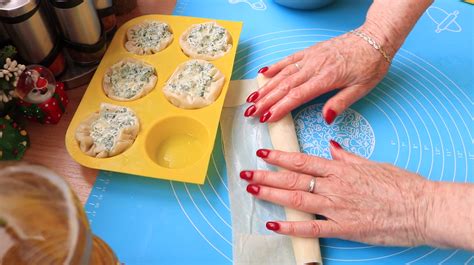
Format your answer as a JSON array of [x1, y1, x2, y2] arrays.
[[244, 30, 391, 124], [245, 0, 436, 124], [240, 141, 435, 247]]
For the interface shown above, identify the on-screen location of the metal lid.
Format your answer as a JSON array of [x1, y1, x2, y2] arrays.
[[49, 0, 83, 9], [93, 0, 111, 10], [0, 0, 40, 21]]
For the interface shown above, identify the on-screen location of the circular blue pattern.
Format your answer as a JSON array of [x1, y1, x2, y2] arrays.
[[233, 28, 473, 264], [294, 104, 375, 159]]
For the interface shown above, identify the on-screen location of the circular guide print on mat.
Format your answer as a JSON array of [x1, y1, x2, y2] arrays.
[[231, 28, 473, 264], [294, 103, 375, 159], [169, 133, 233, 263]]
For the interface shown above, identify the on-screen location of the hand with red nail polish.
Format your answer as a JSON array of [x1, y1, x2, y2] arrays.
[[329, 139, 342, 149], [325, 109, 337, 125], [246, 91, 259, 103], [243, 146, 474, 251], [240, 170, 253, 180], [258, 66, 269, 74], [244, 105, 257, 117], [256, 149, 270, 158], [259, 111, 272, 123], [266, 222, 280, 231], [246, 184, 260, 195], [250, 29, 393, 123]]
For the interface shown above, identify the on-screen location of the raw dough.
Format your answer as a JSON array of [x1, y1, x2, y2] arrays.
[[257, 74, 323, 265], [179, 21, 232, 60], [125, 20, 173, 55], [163, 59, 225, 109], [75, 103, 139, 158], [103, 58, 157, 101], [223, 79, 258, 107]]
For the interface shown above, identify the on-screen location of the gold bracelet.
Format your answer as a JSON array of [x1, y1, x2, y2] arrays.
[[350, 30, 392, 63]]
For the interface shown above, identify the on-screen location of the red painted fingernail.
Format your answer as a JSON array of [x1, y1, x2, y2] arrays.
[[240, 170, 253, 180], [256, 149, 270, 158], [260, 111, 272, 123], [244, 105, 257, 117], [246, 184, 260, 195], [330, 140, 343, 149], [258, 66, 268, 74], [266, 221, 280, 231], [246, 91, 259, 103], [325, 109, 337, 125]]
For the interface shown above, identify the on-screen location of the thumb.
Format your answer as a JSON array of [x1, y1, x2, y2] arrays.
[[322, 85, 371, 125], [329, 140, 367, 164]]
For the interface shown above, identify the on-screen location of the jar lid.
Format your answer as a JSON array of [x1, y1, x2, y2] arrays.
[[49, 0, 83, 9], [93, 0, 112, 10], [0, 0, 40, 22]]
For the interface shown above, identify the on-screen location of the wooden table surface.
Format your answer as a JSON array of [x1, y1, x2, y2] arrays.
[[22, 0, 177, 205]]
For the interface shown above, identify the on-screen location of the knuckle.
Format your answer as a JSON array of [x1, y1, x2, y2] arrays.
[[258, 171, 267, 184], [278, 83, 291, 94], [288, 88, 305, 101], [287, 54, 297, 63], [309, 221, 322, 236], [263, 186, 273, 198], [272, 151, 284, 162], [287, 222, 297, 235], [291, 154, 311, 171], [319, 161, 337, 177], [280, 68, 293, 78], [289, 191, 305, 209], [334, 97, 348, 111], [284, 173, 300, 190]]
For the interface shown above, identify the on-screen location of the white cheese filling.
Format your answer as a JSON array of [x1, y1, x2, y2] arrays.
[[130, 21, 172, 49], [105, 61, 154, 99], [90, 107, 137, 151], [186, 23, 229, 56], [165, 60, 215, 98]]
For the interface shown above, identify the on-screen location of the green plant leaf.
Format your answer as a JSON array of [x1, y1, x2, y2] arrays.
[[0, 45, 17, 63], [0, 78, 12, 91]]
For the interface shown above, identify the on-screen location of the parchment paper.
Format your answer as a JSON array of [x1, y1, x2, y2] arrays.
[[221, 78, 322, 265]]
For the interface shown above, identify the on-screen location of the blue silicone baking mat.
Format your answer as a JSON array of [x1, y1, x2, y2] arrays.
[[85, 0, 473, 264], [86, 131, 232, 264]]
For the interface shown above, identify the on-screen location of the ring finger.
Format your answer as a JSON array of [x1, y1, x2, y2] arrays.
[[264, 52, 305, 77], [246, 184, 331, 214], [240, 170, 329, 194], [254, 60, 305, 102]]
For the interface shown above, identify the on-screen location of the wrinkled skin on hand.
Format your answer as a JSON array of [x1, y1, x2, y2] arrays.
[[242, 144, 434, 247], [247, 32, 390, 123]]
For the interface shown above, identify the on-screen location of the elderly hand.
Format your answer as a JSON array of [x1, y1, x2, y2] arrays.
[[240, 141, 434, 247], [244, 29, 390, 124]]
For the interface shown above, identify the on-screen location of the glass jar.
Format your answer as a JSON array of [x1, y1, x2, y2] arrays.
[[0, 162, 119, 264]]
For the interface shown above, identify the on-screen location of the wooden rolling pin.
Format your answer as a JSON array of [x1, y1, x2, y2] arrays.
[[257, 75, 323, 265]]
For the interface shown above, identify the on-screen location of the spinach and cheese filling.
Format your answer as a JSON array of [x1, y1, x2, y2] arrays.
[[75, 103, 139, 158], [90, 106, 137, 152], [163, 59, 225, 109], [126, 21, 173, 55], [187, 23, 228, 55], [166, 60, 214, 98], [180, 22, 232, 60], [103, 58, 157, 101]]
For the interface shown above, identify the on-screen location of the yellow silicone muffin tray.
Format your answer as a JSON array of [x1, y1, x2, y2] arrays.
[[65, 15, 242, 184]]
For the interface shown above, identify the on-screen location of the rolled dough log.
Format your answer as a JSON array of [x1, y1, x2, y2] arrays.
[[223, 79, 257, 107], [257, 74, 323, 265]]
